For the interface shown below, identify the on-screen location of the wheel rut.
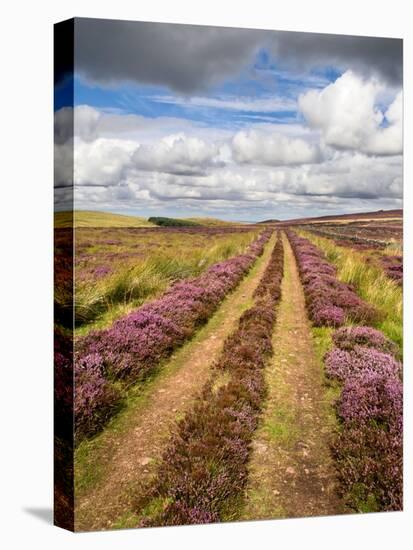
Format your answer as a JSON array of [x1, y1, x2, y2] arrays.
[[241, 232, 345, 520]]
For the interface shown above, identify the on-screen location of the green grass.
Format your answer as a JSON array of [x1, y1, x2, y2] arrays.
[[303, 232, 403, 351], [263, 406, 298, 445], [74, 230, 258, 335], [55, 210, 248, 229], [347, 483, 380, 513], [311, 326, 334, 360], [55, 210, 156, 228]]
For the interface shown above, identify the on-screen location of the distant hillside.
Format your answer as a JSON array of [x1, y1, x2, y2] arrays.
[[257, 219, 280, 224], [183, 217, 240, 227], [55, 211, 156, 228], [261, 209, 402, 226]]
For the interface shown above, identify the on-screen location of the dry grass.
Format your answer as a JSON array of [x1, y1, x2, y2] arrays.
[[55, 210, 156, 228]]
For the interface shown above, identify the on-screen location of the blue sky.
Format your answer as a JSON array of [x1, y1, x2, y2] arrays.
[[70, 48, 338, 128], [54, 20, 403, 221]]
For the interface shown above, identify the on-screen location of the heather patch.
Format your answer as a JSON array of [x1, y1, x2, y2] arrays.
[[332, 326, 399, 356], [325, 345, 401, 383], [326, 326, 403, 511], [380, 255, 403, 285]]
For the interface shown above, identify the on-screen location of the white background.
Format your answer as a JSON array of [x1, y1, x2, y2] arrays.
[[1, 0, 411, 548]]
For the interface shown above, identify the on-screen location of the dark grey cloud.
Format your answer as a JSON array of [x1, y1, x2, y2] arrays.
[[271, 31, 402, 85], [74, 18, 261, 93], [73, 18, 402, 93]]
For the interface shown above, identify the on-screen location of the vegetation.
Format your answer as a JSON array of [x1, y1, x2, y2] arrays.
[[54, 213, 403, 529], [300, 214, 402, 252], [136, 235, 284, 526], [183, 217, 240, 227], [74, 231, 271, 442], [287, 231, 378, 327], [55, 210, 156, 228], [289, 230, 403, 513], [72, 227, 259, 333], [325, 327, 402, 511], [148, 216, 200, 227], [302, 232, 403, 350]]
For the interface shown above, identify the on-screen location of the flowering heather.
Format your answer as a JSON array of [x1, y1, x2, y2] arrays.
[[54, 327, 74, 530], [326, 325, 403, 511], [74, 225, 260, 287], [338, 369, 402, 430], [139, 236, 284, 527], [332, 326, 399, 356], [332, 422, 402, 511], [143, 502, 219, 526], [303, 219, 402, 251], [93, 265, 112, 279], [380, 255, 403, 285], [54, 327, 74, 440], [313, 305, 345, 327], [287, 231, 378, 327], [325, 345, 401, 383], [74, 353, 121, 441], [74, 230, 272, 441]]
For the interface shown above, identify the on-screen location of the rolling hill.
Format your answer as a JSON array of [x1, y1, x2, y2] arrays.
[[260, 209, 402, 225], [55, 211, 156, 228], [55, 211, 244, 228]]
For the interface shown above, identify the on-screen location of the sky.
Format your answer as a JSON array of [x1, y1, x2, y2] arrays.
[[54, 18, 403, 221]]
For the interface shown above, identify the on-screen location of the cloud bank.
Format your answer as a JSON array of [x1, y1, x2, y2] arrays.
[[55, 88, 402, 219], [73, 19, 402, 93]]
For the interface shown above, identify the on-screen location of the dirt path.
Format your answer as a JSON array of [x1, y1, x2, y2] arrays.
[[75, 234, 276, 531], [241, 233, 344, 520]]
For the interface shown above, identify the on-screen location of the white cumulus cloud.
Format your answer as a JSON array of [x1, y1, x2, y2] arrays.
[[131, 134, 223, 176], [74, 138, 136, 187], [231, 129, 321, 166], [298, 71, 402, 156]]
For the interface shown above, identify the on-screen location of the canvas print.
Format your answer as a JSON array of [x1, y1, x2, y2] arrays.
[[54, 18, 403, 532]]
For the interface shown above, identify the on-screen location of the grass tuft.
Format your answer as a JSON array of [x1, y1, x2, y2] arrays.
[[303, 232, 402, 351]]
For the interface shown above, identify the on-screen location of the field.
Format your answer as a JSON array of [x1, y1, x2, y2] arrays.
[[54, 209, 403, 530], [72, 225, 260, 333], [55, 210, 156, 228], [271, 210, 402, 286], [54, 211, 241, 228]]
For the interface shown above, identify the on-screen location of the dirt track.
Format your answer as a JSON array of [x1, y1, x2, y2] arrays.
[[241, 233, 344, 520], [75, 235, 276, 531]]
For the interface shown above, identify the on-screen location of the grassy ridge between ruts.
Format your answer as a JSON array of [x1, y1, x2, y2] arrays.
[[135, 234, 284, 527], [72, 229, 272, 443], [286, 231, 402, 513]]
